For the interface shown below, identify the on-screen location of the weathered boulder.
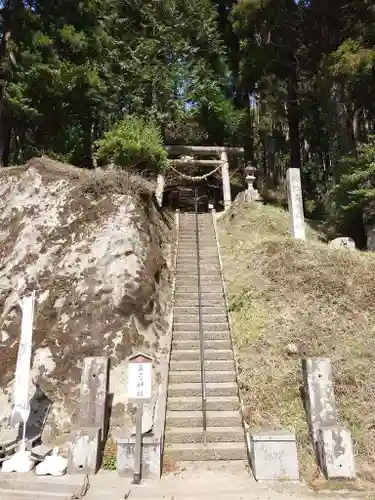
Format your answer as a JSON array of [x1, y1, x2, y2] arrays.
[[0, 158, 173, 439], [329, 237, 356, 250]]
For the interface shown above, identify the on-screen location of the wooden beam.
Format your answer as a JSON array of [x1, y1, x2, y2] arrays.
[[165, 145, 244, 156], [168, 159, 223, 167]]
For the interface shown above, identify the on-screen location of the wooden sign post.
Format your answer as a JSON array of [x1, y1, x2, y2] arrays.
[[128, 353, 153, 485]]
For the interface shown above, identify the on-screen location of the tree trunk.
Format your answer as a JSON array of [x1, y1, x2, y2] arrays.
[[332, 82, 354, 155], [0, 0, 11, 166], [287, 66, 301, 169]]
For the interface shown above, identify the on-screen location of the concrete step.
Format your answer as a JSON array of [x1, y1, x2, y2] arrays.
[[165, 426, 243, 443], [0, 480, 78, 498], [168, 382, 237, 397], [166, 410, 241, 428], [175, 284, 223, 291], [173, 300, 226, 309], [174, 323, 229, 332], [175, 288, 223, 295], [167, 396, 239, 411], [174, 286, 222, 293], [173, 314, 227, 323], [176, 271, 221, 277], [170, 359, 234, 371], [174, 306, 227, 315], [163, 442, 245, 461], [178, 256, 219, 261], [175, 279, 222, 285], [178, 251, 218, 256], [178, 242, 217, 246], [178, 262, 219, 267], [171, 349, 233, 361], [169, 370, 236, 383], [172, 330, 230, 340], [200, 298, 226, 306], [172, 340, 231, 350], [177, 279, 222, 285], [178, 250, 218, 255], [180, 270, 220, 274], [179, 239, 216, 243], [174, 289, 199, 295], [178, 257, 218, 263]]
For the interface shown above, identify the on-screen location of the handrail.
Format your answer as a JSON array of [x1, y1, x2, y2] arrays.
[[194, 190, 207, 445]]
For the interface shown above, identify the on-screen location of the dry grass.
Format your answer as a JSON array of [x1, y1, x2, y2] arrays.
[[219, 202, 375, 488], [81, 167, 155, 200], [0, 156, 155, 200]]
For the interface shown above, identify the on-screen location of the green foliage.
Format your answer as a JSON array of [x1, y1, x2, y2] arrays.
[[332, 137, 375, 225], [102, 437, 117, 471], [328, 39, 375, 79], [95, 116, 168, 173], [0, 0, 236, 167]]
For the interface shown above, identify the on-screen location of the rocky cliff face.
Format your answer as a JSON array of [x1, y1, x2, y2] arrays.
[[0, 158, 173, 438]]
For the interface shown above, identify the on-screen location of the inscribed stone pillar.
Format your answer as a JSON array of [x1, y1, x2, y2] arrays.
[[220, 151, 231, 210], [155, 173, 165, 207], [78, 357, 109, 435], [286, 168, 306, 240], [317, 426, 356, 479], [302, 358, 337, 444]]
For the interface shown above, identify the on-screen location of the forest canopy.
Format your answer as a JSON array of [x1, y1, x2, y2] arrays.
[[1, 0, 375, 240]]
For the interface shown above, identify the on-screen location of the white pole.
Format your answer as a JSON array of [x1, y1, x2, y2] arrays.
[[11, 291, 36, 446], [220, 151, 231, 210]]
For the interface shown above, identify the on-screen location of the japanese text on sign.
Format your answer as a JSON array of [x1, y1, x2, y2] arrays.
[[128, 360, 152, 401]]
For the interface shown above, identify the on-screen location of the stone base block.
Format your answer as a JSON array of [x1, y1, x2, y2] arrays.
[[68, 427, 101, 475], [250, 431, 300, 481], [116, 435, 161, 479], [318, 426, 356, 479]]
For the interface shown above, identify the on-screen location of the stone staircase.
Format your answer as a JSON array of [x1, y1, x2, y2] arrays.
[[164, 213, 245, 462]]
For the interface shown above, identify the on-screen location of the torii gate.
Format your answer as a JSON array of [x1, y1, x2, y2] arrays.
[[155, 145, 244, 210]]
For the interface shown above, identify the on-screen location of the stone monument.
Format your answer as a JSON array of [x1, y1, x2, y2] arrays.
[[286, 168, 305, 240], [68, 357, 109, 474], [302, 358, 356, 479]]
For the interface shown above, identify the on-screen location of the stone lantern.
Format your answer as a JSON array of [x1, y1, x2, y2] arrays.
[[244, 164, 260, 201]]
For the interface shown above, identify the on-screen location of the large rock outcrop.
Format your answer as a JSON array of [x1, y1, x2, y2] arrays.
[[0, 158, 173, 438]]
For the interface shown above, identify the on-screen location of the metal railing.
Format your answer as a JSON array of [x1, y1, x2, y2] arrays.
[[194, 189, 207, 445]]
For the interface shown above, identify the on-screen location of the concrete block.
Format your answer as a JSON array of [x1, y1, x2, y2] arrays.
[[78, 357, 109, 438], [68, 427, 101, 475], [302, 358, 337, 443], [116, 435, 162, 479], [30, 444, 52, 460], [250, 431, 300, 481], [318, 426, 356, 479]]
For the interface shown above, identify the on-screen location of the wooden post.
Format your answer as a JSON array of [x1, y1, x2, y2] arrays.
[[127, 352, 152, 485], [220, 151, 231, 210], [133, 402, 143, 485]]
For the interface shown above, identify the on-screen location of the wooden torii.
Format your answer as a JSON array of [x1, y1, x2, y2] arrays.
[[156, 145, 244, 210]]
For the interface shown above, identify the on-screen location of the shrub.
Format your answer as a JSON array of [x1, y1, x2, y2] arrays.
[[95, 116, 168, 174]]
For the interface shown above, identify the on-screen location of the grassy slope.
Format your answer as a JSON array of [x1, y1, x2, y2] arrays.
[[218, 202, 375, 487]]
